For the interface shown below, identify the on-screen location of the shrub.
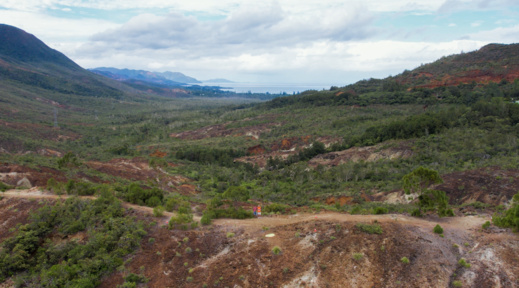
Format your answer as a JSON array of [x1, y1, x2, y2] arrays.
[[492, 192, 519, 231], [200, 213, 212, 225], [356, 223, 383, 234], [168, 213, 194, 230], [482, 221, 491, 229], [411, 208, 422, 217], [452, 280, 462, 287], [226, 232, 235, 238], [272, 246, 282, 255], [153, 205, 165, 217], [57, 152, 81, 169], [352, 253, 364, 261], [186, 276, 193, 282], [0, 182, 11, 192], [433, 224, 443, 234], [202, 207, 253, 222], [401, 257, 410, 264], [264, 203, 291, 214], [458, 258, 471, 268], [164, 197, 180, 212], [124, 273, 148, 284], [373, 207, 388, 215]]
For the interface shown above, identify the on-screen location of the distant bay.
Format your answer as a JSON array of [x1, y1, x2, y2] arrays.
[[199, 82, 337, 94]]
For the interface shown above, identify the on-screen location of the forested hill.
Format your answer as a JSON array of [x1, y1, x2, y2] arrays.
[[0, 24, 125, 99], [396, 43, 519, 89], [263, 43, 519, 109], [0, 24, 80, 69]]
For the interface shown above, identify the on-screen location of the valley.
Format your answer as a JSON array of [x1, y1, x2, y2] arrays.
[[1, 24, 519, 287]]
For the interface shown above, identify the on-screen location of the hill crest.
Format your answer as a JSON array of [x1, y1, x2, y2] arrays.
[[0, 24, 80, 70], [397, 43, 519, 89]]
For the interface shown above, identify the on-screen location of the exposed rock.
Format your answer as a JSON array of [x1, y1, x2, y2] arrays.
[[308, 141, 413, 167], [16, 177, 32, 188]]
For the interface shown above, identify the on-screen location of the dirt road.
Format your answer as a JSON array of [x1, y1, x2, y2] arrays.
[[2, 188, 490, 233]]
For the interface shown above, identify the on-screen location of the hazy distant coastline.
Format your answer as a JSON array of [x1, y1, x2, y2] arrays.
[[200, 82, 335, 94]]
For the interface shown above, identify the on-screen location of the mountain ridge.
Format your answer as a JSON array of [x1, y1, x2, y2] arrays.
[[396, 43, 519, 89], [90, 67, 202, 85]]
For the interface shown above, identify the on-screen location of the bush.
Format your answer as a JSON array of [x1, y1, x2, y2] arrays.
[[264, 203, 291, 214], [452, 280, 463, 287], [57, 152, 81, 169], [458, 258, 471, 268], [0, 193, 146, 286], [0, 182, 11, 192], [433, 224, 444, 234], [356, 223, 383, 234], [401, 257, 410, 264], [124, 273, 148, 284], [492, 192, 519, 231], [203, 207, 254, 221], [411, 208, 422, 217], [272, 246, 282, 255], [482, 221, 491, 229], [200, 213, 212, 225], [153, 206, 165, 217], [352, 253, 364, 261], [439, 208, 455, 217], [168, 213, 195, 230], [118, 183, 164, 207], [373, 207, 388, 215], [164, 197, 180, 212]]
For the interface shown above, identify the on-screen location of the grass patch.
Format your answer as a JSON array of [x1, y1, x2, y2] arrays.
[[352, 253, 364, 261], [356, 223, 383, 234]]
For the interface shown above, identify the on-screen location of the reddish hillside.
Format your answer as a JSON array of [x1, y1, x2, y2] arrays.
[[397, 43, 519, 89]]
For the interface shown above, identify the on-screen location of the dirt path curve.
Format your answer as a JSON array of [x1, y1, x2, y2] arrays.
[[0, 188, 182, 222], [213, 210, 491, 235], [2, 188, 490, 234]]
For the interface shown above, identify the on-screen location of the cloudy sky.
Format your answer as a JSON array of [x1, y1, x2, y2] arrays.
[[1, 0, 519, 85]]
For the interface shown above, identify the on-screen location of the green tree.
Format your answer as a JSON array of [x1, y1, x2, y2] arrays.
[[402, 167, 444, 216], [222, 186, 250, 202], [493, 193, 519, 231]]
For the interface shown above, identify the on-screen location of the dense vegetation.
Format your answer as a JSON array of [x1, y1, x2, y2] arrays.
[[0, 191, 146, 287], [4, 25, 519, 287]]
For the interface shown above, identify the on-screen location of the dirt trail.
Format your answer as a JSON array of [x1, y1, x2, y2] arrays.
[[4, 189, 515, 288], [0, 188, 180, 222], [214, 211, 490, 235], [2, 188, 490, 233]]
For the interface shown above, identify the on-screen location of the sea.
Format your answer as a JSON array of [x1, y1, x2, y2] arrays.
[[200, 82, 337, 95]]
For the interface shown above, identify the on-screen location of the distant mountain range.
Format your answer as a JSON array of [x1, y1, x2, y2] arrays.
[[203, 78, 235, 83], [89, 67, 201, 85], [2, 22, 519, 115], [90, 67, 235, 87]]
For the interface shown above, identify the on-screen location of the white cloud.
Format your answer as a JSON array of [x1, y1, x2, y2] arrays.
[[438, 0, 519, 13], [73, 38, 486, 83], [0, 10, 118, 44], [467, 24, 519, 43], [2, 0, 518, 84], [83, 2, 374, 57]]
